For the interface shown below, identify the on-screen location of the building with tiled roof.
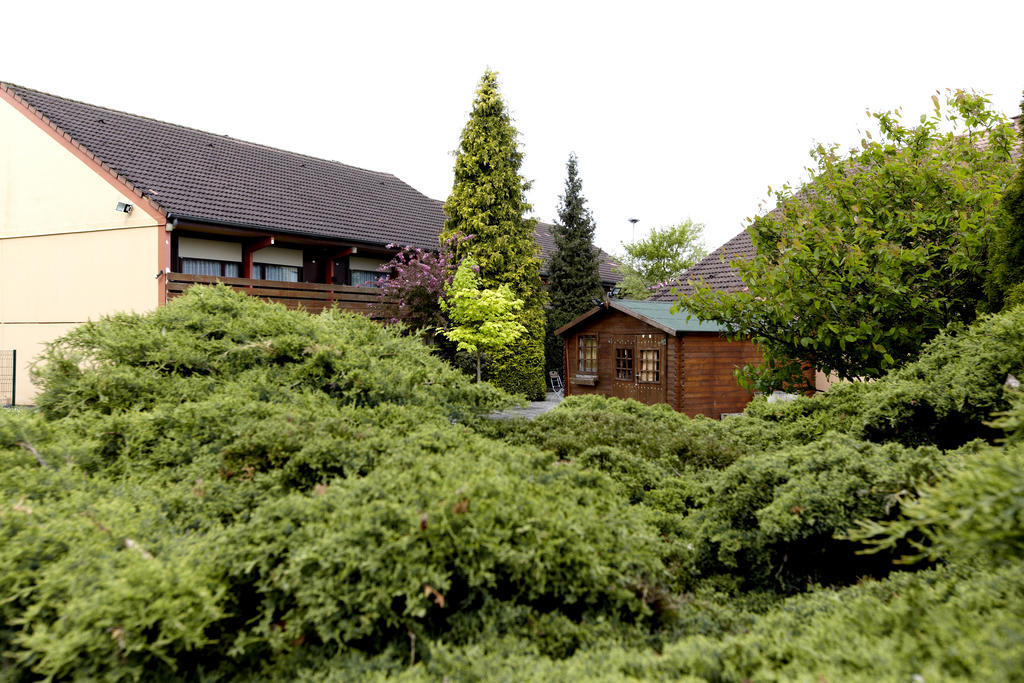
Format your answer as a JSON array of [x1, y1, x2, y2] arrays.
[[648, 229, 754, 301], [651, 114, 1024, 304], [0, 82, 618, 404]]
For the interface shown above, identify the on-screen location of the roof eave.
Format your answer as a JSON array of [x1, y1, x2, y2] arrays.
[[607, 300, 680, 335], [553, 302, 607, 337], [0, 82, 167, 223]]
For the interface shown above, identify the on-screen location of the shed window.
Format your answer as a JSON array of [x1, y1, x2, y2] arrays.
[[638, 349, 660, 383], [578, 335, 598, 373], [615, 348, 633, 380]]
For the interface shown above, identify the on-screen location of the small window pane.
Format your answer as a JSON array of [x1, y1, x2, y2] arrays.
[[181, 258, 238, 277], [351, 270, 381, 287], [258, 264, 300, 282], [638, 349, 660, 383], [578, 336, 598, 373], [615, 348, 633, 380]]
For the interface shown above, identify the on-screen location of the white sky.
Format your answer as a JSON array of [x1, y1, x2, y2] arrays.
[[3, 1, 1022, 256]]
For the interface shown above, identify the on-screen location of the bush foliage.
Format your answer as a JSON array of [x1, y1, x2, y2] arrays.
[[686, 91, 1018, 387], [3, 285, 1024, 679]]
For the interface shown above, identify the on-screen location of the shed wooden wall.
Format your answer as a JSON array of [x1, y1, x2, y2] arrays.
[[562, 308, 763, 418], [681, 333, 761, 418], [563, 309, 673, 407]]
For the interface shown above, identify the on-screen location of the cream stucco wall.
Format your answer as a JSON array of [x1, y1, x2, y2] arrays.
[[349, 255, 388, 271], [178, 236, 242, 262], [1, 96, 164, 404], [0, 226, 161, 404], [814, 370, 869, 392], [0, 227, 160, 321], [0, 97, 159, 237], [0, 323, 77, 405], [253, 246, 303, 267]]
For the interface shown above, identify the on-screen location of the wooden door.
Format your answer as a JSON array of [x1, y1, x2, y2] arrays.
[[609, 334, 638, 401], [608, 333, 667, 405]]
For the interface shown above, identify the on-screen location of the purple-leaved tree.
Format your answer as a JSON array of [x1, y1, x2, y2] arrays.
[[372, 234, 472, 332]]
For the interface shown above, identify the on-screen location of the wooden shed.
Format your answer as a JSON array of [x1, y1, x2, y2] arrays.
[[554, 299, 762, 418]]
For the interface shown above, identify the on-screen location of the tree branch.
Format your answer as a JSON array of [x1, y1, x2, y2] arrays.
[[17, 441, 48, 469]]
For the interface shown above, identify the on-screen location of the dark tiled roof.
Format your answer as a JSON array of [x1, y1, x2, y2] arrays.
[[3, 82, 625, 277], [533, 221, 620, 285], [2, 82, 446, 250], [648, 230, 753, 301]]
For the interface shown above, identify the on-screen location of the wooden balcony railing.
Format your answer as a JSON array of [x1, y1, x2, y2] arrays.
[[165, 273, 380, 315]]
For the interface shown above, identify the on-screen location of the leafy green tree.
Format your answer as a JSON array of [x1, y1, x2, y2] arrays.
[[615, 220, 707, 299], [986, 95, 1024, 310], [685, 90, 1018, 388], [441, 258, 527, 383], [440, 70, 547, 399], [546, 153, 605, 373]]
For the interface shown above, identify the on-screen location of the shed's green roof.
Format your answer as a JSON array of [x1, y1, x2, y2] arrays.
[[610, 299, 726, 334]]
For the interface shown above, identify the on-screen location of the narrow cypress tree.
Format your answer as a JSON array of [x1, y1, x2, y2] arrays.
[[546, 153, 604, 373], [441, 70, 547, 399], [987, 99, 1024, 310]]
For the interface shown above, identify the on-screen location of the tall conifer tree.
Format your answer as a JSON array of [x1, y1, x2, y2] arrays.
[[986, 98, 1024, 310], [441, 70, 547, 399], [546, 153, 604, 373]]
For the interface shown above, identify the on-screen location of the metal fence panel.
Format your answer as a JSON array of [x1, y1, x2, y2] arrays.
[[0, 350, 15, 407]]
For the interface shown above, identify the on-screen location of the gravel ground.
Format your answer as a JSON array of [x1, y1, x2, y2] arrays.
[[489, 392, 564, 420]]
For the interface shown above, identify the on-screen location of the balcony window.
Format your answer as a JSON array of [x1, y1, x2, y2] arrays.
[[254, 263, 301, 283], [180, 257, 240, 277], [351, 270, 381, 287]]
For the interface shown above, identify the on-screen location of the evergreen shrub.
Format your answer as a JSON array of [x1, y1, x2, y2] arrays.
[[4, 285, 1024, 679], [742, 303, 1024, 448]]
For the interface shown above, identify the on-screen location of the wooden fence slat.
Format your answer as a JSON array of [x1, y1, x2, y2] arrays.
[[166, 274, 384, 314]]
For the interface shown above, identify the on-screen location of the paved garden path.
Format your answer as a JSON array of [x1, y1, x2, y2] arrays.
[[489, 392, 563, 420]]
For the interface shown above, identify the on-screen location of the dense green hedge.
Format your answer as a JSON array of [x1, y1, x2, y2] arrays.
[[488, 306, 548, 400], [742, 304, 1024, 448], [2, 286, 1023, 679]]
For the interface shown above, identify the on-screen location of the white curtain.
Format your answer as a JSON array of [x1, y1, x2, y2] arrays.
[[260, 265, 299, 282], [181, 258, 239, 277]]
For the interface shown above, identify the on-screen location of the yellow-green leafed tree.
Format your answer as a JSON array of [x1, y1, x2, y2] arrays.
[[441, 258, 526, 384]]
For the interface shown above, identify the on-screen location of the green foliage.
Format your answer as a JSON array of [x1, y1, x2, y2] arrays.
[[986, 95, 1024, 310], [6, 282, 1024, 679], [219, 442, 668, 660], [686, 91, 1018, 386], [666, 433, 948, 592], [440, 70, 547, 399], [489, 305, 548, 399], [852, 420, 1024, 566], [484, 403, 946, 593], [615, 220, 707, 299], [33, 284, 510, 423], [441, 258, 527, 382], [741, 303, 1024, 449], [1005, 283, 1024, 310], [0, 286, 668, 678], [546, 153, 605, 373], [373, 561, 1021, 682], [480, 395, 757, 471]]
